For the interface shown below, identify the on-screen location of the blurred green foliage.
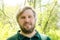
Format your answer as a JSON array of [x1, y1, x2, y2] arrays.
[[0, 0, 60, 40]]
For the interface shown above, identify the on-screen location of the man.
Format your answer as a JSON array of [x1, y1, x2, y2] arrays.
[[7, 6, 51, 40]]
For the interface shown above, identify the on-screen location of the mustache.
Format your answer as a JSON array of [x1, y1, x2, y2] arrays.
[[23, 22, 32, 25]]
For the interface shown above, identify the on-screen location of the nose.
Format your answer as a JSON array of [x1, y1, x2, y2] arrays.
[[25, 17, 30, 22]]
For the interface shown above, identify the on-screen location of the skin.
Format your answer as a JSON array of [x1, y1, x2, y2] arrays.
[[18, 9, 36, 38]]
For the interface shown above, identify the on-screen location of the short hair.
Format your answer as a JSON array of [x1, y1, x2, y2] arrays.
[[16, 6, 36, 22]]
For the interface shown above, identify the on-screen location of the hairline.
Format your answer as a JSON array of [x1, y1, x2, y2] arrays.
[[16, 7, 36, 22]]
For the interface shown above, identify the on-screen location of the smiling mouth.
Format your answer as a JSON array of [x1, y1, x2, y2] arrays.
[[24, 22, 31, 25], [23, 23, 31, 28], [24, 24, 31, 27]]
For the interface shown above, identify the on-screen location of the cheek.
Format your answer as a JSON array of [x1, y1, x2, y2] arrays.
[[18, 19, 24, 25], [31, 19, 36, 24]]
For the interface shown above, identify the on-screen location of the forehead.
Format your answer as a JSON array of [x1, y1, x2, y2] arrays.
[[21, 9, 34, 16], [24, 9, 34, 13]]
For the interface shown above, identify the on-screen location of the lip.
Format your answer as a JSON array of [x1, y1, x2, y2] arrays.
[[24, 24, 30, 26], [25, 24, 31, 30]]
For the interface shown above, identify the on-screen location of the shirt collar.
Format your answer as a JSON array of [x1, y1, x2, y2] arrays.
[[33, 30, 41, 39], [17, 30, 41, 40], [17, 30, 25, 40]]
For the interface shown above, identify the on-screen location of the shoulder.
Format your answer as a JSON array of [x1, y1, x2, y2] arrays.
[[7, 34, 18, 40], [40, 34, 51, 40]]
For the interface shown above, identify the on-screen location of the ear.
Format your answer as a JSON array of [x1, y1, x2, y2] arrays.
[[35, 15, 37, 21]]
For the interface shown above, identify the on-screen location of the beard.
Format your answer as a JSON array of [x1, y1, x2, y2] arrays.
[[19, 22, 35, 34]]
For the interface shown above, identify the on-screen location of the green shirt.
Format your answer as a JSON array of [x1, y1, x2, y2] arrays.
[[7, 30, 51, 40]]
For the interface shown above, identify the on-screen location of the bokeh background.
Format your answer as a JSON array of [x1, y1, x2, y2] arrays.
[[0, 0, 60, 40]]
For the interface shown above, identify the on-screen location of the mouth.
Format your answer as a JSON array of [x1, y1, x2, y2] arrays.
[[24, 23, 31, 27], [23, 23, 32, 29], [24, 22, 31, 26]]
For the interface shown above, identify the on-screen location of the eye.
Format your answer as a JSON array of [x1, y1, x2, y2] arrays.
[[28, 16, 32, 18], [20, 16, 25, 19]]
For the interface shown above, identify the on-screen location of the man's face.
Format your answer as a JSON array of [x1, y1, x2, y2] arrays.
[[18, 9, 36, 34]]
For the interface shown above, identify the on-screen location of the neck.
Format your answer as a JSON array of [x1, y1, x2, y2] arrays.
[[20, 30, 36, 38]]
